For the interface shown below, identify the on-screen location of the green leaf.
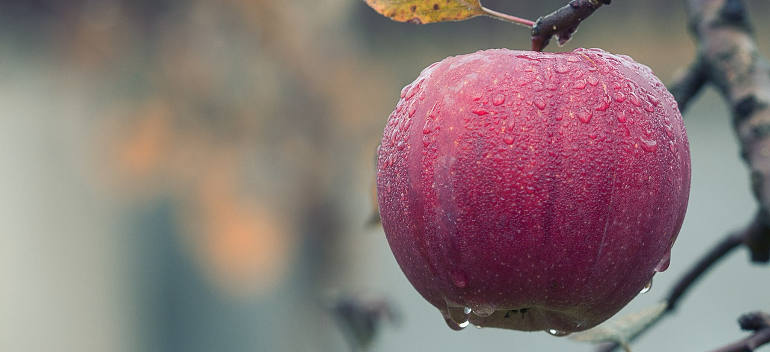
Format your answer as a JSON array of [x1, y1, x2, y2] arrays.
[[364, 0, 485, 24], [568, 301, 668, 352]]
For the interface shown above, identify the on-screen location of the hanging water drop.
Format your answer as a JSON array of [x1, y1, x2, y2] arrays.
[[547, 329, 571, 337], [554, 63, 570, 74], [493, 93, 506, 106], [534, 98, 547, 110], [640, 278, 653, 294], [639, 136, 658, 152], [655, 251, 671, 272], [472, 304, 495, 317], [576, 108, 593, 123]]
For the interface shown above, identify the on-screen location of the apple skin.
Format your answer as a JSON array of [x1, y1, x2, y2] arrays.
[[376, 48, 690, 333]]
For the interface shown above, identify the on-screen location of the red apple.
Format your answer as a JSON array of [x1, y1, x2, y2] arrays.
[[376, 48, 690, 334]]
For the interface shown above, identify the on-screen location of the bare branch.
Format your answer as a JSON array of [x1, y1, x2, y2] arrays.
[[669, 59, 708, 113], [709, 312, 770, 352], [531, 0, 611, 52]]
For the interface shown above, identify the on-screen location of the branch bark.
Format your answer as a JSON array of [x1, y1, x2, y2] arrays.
[[531, 0, 611, 51], [709, 312, 770, 352]]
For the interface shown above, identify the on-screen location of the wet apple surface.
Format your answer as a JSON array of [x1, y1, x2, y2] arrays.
[[376, 48, 691, 334]]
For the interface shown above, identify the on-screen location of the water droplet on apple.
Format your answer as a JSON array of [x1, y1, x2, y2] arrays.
[[400, 84, 411, 98], [587, 76, 599, 86], [503, 135, 515, 145], [617, 110, 628, 122], [613, 91, 627, 102], [493, 94, 506, 106], [472, 109, 489, 116], [595, 97, 610, 111], [534, 98, 547, 110], [655, 251, 671, 272], [640, 277, 653, 294], [554, 63, 570, 74], [443, 304, 471, 330], [547, 329, 570, 337], [639, 136, 658, 152], [576, 108, 593, 123], [573, 80, 587, 90], [472, 304, 495, 317]]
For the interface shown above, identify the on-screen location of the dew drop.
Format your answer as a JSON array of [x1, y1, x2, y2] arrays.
[[492, 93, 506, 106], [587, 76, 599, 86], [472, 304, 495, 317], [405, 83, 419, 100], [576, 108, 593, 123], [595, 97, 610, 111], [617, 110, 627, 123], [629, 93, 642, 107], [547, 329, 571, 337], [647, 93, 660, 106], [573, 80, 587, 90], [534, 98, 547, 110], [664, 124, 675, 139], [640, 278, 653, 294], [639, 136, 658, 152], [443, 304, 471, 331], [472, 109, 489, 116], [400, 84, 410, 98], [408, 104, 417, 117], [472, 92, 483, 101], [567, 56, 581, 63], [655, 252, 671, 272], [503, 135, 515, 145], [554, 63, 570, 74], [644, 103, 655, 113], [613, 91, 627, 102]]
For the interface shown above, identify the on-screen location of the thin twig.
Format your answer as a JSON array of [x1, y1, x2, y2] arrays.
[[669, 59, 708, 113], [709, 312, 770, 352], [481, 7, 535, 28]]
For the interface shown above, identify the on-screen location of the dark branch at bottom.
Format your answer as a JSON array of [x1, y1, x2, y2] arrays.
[[709, 312, 770, 352]]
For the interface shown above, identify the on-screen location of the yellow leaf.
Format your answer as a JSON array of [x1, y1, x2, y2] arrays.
[[364, 0, 484, 24]]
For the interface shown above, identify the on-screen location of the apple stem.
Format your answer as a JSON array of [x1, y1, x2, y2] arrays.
[[481, 7, 535, 28]]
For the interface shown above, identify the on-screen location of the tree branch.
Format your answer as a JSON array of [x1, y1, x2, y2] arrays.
[[709, 312, 770, 352], [531, 0, 611, 52], [669, 59, 708, 113]]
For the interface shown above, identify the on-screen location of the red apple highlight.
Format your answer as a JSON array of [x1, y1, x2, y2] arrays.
[[376, 48, 690, 334]]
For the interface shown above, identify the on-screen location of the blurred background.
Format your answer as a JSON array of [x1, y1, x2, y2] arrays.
[[1, 0, 769, 351]]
